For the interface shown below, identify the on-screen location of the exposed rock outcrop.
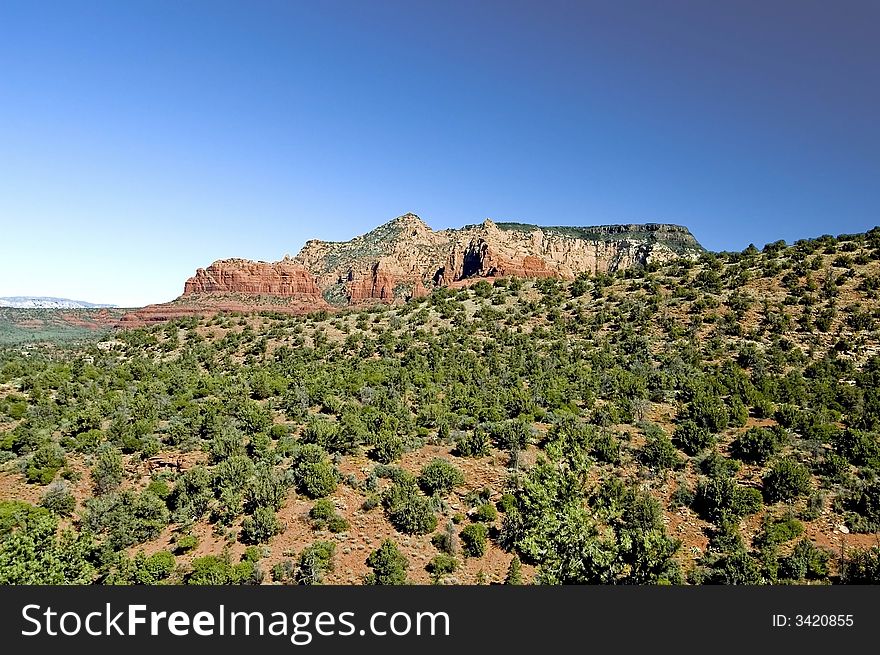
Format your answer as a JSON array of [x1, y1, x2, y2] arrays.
[[183, 258, 321, 296], [121, 213, 703, 324], [294, 214, 702, 303], [121, 259, 329, 326]]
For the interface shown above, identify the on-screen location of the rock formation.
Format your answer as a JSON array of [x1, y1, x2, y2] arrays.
[[183, 258, 322, 296], [121, 259, 330, 325], [294, 214, 702, 303], [121, 213, 703, 324]]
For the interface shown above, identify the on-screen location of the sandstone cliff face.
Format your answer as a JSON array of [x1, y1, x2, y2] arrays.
[[294, 214, 702, 303], [121, 213, 703, 324], [121, 258, 329, 325], [183, 258, 322, 296]]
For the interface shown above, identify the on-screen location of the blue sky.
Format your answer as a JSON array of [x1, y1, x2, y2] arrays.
[[1, 0, 877, 306]]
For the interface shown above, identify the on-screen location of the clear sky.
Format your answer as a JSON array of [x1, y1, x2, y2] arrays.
[[1, 0, 877, 306]]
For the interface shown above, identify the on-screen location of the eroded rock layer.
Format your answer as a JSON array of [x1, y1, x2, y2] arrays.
[[294, 214, 702, 303], [121, 214, 703, 324]]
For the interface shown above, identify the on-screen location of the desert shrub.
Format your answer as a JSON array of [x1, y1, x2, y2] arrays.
[[590, 430, 621, 464], [364, 539, 408, 585], [684, 392, 729, 433], [763, 458, 812, 503], [213, 455, 253, 496], [68, 429, 103, 454], [309, 499, 335, 522], [268, 424, 290, 441], [455, 427, 491, 457], [245, 464, 289, 512], [208, 427, 246, 462], [426, 553, 458, 580], [673, 420, 715, 455], [487, 420, 532, 450], [169, 466, 213, 523], [326, 514, 349, 533], [727, 397, 749, 427], [640, 429, 681, 471], [505, 555, 524, 585], [670, 479, 695, 508], [289, 444, 337, 498], [699, 451, 740, 478], [417, 458, 464, 496], [497, 493, 517, 514], [0, 504, 95, 584], [39, 482, 76, 516], [174, 533, 199, 554], [694, 475, 763, 523], [370, 432, 404, 463], [91, 443, 124, 495], [271, 559, 296, 583], [845, 480, 880, 532], [186, 553, 262, 585], [460, 522, 488, 557], [211, 486, 242, 526], [295, 541, 335, 585], [731, 427, 780, 464], [754, 514, 804, 549], [778, 539, 829, 581], [26, 442, 67, 485], [820, 451, 850, 481], [431, 521, 459, 555], [839, 546, 880, 584], [239, 506, 282, 545], [108, 550, 176, 585], [833, 429, 880, 466], [82, 489, 170, 551], [472, 502, 498, 523], [309, 499, 349, 533], [382, 478, 437, 535], [705, 551, 764, 585]]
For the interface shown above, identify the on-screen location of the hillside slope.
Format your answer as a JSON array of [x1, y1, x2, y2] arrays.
[[1, 227, 879, 585]]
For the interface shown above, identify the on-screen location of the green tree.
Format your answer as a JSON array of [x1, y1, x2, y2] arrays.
[[382, 478, 438, 535], [763, 458, 812, 503], [364, 539, 409, 585], [460, 523, 488, 557], [505, 555, 524, 585], [417, 458, 464, 496], [92, 443, 124, 495], [289, 444, 337, 498], [731, 427, 780, 464], [239, 506, 282, 545], [0, 510, 95, 584], [295, 541, 336, 585]]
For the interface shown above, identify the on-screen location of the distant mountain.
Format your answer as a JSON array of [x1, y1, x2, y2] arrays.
[[0, 296, 116, 309]]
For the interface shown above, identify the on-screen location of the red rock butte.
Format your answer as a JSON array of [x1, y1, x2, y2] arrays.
[[121, 213, 703, 325]]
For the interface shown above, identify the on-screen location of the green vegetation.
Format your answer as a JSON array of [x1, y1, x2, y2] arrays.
[[460, 522, 488, 557], [1, 227, 879, 584], [295, 541, 336, 585], [364, 539, 409, 585], [0, 308, 126, 345], [308, 499, 349, 533], [418, 458, 464, 496]]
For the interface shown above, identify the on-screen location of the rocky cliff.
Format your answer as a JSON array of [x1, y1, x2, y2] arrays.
[[183, 258, 322, 296], [120, 259, 330, 326], [295, 213, 702, 303], [121, 214, 703, 324]]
